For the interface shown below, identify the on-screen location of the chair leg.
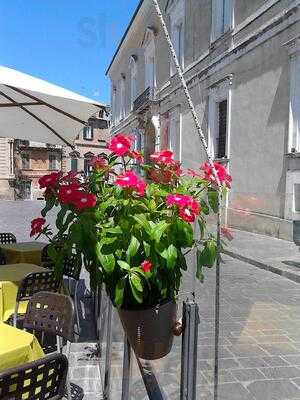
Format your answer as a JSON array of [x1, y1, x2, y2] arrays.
[[74, 280, 81, 335], [66, 340, 72, 400], [13, 302, 19, 327]]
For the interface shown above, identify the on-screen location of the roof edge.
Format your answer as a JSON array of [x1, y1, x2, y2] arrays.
[[106, 0, 145, 76]]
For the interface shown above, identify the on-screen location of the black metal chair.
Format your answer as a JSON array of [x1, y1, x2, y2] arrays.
[[0, 252, 6, 265], [63, 254, 82, 333], [0, 232, 16, 244], [24, 291, 83, 400], [41, 244, 54, 269], [0, 353, 68, 400], [13, 270, 61, 327]]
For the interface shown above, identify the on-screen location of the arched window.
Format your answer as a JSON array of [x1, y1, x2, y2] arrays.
[[120, 76, 126, 120], [129, 55, 138, 110], [69, 151, 80, 172], [84, 152, 94, 176], [167, 0, 185, 76], [143, 27, 156, 90]]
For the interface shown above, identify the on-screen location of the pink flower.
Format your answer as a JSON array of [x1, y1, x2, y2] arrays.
[[72, 191, 97, 210], [221, 226, 234, 241], [141, 260, 152, 273], [30, 217, 46, 237], [128, 150, 144, 163], [166, 194, 190, 208], [201, 162, 232, 188], [90, 156, 107, 170], [179, 208, 197, 223], [107, 134, 134, 156], [114, 171, 147, 196], [62, 171, 80, 184], [115, 171, 139, 188], [150, 150, 174, 165], [38, 172, 61, 189], [187, 169, 202, 178]]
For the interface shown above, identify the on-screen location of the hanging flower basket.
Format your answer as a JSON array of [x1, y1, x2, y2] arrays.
[[31, 134, 232, 360]]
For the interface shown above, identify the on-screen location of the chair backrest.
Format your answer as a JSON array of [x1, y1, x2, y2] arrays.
[[0, 232, 16, 244], [63, 254, 82, 281], [23, 291, 75, 342], [0, 252, 6, 265], [0, 353, 68, 400], [16, 271, 61, 302]]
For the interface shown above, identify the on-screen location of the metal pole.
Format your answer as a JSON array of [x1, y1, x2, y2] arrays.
[[180, 301, 200, 400], [150, 2, 223, 399], [121, 337, 132, 400], [104, 299, 113, 400]]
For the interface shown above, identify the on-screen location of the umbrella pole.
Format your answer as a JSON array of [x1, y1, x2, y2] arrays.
[[151, 2, 223, 399]]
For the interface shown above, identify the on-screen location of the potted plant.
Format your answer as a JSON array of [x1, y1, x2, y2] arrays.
[[31, 134, 232, 360]]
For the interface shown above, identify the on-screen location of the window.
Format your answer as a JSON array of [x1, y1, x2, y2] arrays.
[[129, 56, 138, 110], [169, 108, 181, 160], [295, 184, 300, 212], [49, 154, 58, 170], [71, 158, 78, 172], [288, 42, 300, 152], [208, 80, 232, 159], [211, 0, 233, 41], [144, 28, 156, 90], [112, 85, 117, 124], [120, 77, 126, 120], [21, 153, 30, 170], [168, 0, 185, 76], [83, 125, 93, 141], [84, 153, 94, 176]]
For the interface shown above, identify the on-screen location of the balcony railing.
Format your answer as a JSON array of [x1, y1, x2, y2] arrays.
[[133, 86, 156, 113]]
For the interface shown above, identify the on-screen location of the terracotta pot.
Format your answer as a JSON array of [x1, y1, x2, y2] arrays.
[[118, 300, 177, 360]]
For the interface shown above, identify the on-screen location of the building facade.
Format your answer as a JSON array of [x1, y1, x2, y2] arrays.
[[0, 108, 110, 200], [107, 0, 300, 240]]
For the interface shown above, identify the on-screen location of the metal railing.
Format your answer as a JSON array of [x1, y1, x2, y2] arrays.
[[133, 87, 156, 113]]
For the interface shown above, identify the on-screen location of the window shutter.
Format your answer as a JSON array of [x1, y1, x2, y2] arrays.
[[218, 100, 227, 158]]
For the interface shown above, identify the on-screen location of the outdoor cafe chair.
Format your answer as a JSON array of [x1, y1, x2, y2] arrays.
[[63, 254, 83, 334], [23, 291, 84, 400], [0, 232, 16, 244], [12, 270, 61, 327], [0, 353, 68, 400]]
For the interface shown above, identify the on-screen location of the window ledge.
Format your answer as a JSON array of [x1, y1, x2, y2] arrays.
[[286, 152, 300, 158], [213, 157, 230, 164], [210, 28, 234, 50]]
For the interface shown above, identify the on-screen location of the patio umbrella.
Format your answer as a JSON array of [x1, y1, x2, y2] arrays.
[[0, 66, 105, 148]]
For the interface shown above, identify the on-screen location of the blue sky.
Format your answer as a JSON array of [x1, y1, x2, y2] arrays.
[[0, 0, 140, 104]]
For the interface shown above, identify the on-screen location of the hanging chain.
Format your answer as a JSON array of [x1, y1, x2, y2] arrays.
[[151, 1, 222, 399]]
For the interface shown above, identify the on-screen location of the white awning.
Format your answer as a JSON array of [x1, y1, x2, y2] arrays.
[[0, 66, 105, 148]]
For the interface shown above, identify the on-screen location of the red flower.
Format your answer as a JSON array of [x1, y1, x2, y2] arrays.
[[72, 191, 97, 210], [179, 208, 197, 223], [201, 162, 232, 188], [150, 150, 174, 165], [90, 156, 107, 170], [187, 169, 202, 178], [221, 226, 234, 241], [58, 183, 81, 204], [107, 134, 134, 156], [166, 194, 200, 223], [141, 260, 152, 273], [128, 150, 144, 163], [114, 171, 147, 196], [30, 217, 46, 237], [148, 168, 172, 184], [38, 172, 61, 189], [62, 171, 80, 184]]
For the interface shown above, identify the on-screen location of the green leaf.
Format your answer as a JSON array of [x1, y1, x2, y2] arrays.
[[115, 278, 126, 308], [126, 236, 140, 262], [160, 244, 178, 269], [151, 221, 170, 242], [200, 200, 210, 215], [208, 190, 219, 213], [106, 226, 123, 235], [96, 243, 115, 273], [130, 273, 143, 292], [56, 206, 68, 230], [143, 241, 151, 257], [41, 196, 56, 217], [178, 250, 188, 271], [196, 251, 204, 282], [132, 214, 151, 235], [197, 240, 217, 268], [117, 260, 131, 271], [129, 277, 143, 303]]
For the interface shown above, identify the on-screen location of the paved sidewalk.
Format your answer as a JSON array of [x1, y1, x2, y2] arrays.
[[224, 229, 300, 283]]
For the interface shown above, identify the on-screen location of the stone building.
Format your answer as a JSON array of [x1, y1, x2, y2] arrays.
[[0, 108, 110, 200], [107, 0, 300, 239]]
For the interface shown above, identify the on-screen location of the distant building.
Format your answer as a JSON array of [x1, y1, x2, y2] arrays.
[[0, 107, 110, 200], [107, 0, 300, 240]]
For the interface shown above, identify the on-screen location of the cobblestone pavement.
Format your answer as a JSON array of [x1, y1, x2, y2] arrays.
[[106, 254, 300, 400]]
